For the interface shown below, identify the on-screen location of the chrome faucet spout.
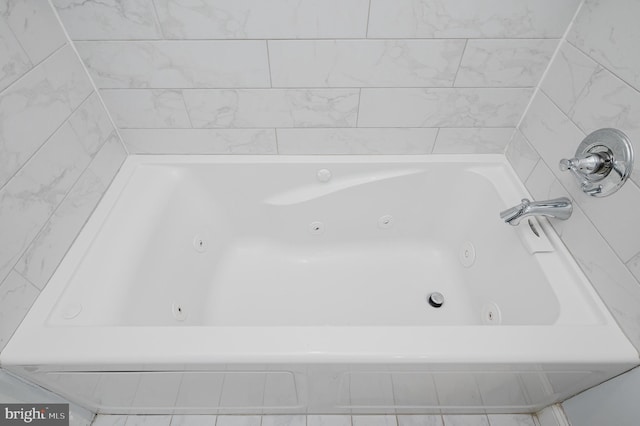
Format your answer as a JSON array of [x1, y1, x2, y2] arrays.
[[500, 197, 572, 226]]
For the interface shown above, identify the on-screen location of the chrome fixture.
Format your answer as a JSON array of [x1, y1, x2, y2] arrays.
[[559, 128, 633, 197], [500, 197, 572, 226], [427, 292, 444, 308]]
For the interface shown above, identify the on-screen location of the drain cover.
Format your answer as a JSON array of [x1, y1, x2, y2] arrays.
[[427, 292, 444, 308]]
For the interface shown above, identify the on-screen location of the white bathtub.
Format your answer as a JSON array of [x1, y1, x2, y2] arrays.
[[1, 155, 637, 414]]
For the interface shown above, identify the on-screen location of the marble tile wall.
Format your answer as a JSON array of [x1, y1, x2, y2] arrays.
[[0, 1, 127, 356], [51, 0, 582, 155], [504, 0, 640, 423]]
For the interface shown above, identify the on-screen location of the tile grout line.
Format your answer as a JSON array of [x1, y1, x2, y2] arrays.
[[431, 127, 441, 153], [1, 14, 35, 70], [512, 0, 586, 132], [94, 86, 536, 90], [266, 40, 274, 88], [0, 268, 41, 354], [365, 0, 373, 38], [451, 39, 469, 87], [113, 126, 519, 130], [149, 0, 167, 40], [0, 89, 93, 194], [274, 128, 281, 154], [46, 0, 130, 155], [69, 37, 565, 42], [179, 91, 195, 129], [523, 157, 542, 185], [565, 38, 640, 97], [6, 124, 120, 292], [355, 88, 362, 127], [0, 42, 66, 98]]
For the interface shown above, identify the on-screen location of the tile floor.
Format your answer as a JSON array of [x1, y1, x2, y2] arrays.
[[92, 414, 540, 426]]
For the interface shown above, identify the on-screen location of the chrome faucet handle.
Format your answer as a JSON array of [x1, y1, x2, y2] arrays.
[[558, 128, 633, 197], [558, 158, 572, 172], [559, 153, 607, 174]]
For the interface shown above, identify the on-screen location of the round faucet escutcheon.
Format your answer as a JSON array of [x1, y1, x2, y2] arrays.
[[428, 292, 444, 308]]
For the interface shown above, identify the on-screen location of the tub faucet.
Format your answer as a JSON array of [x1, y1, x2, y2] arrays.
[[500, 197, 572, 226]]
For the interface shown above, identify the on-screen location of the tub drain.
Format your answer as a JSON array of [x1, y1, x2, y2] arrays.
[[427, 292, 444, 308]]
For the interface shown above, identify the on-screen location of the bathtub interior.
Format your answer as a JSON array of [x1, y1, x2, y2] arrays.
[[44, 156, 600, 328]]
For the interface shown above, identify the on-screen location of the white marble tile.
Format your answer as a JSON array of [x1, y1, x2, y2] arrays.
[[307, 415, 351, 426], [0, 45, 93, 188], [76, 41, 270, 89], [45, 46, 94, 109], [441, 416, 489, 426], [358, 88, 532, 127], [0, 0, 66, 64], [574, 179, 640, 263], [90, 415, 128, 426], [455, 39, 557, 88], [0, 122, 91, 282], [261, 416, 305, 426], [352, 415, 397, 426], [52, 0, 162, 40], [277, 128, 437, 154], [0, 19, 31, 92], [540, 42, 600, 115], [269, 40, 465, 88], [627, 253, 640, 284], [433, 128, 513, 154], [121, 129, 275, 154], [125, 416, 172, 426], [567, 67, 640, 188], [86, 132, 127, 187], [183, 89, 359, 128], [215, 416, 261, 426], [505, 130, 540, 182], [486, 415, 536, 426], [568, 0, 640, 93], [154, 0, 369, 39], [0, 271, 39, 351], [367, 0, 581, 38], [519, 92, 585, 175], [397, 415, 443, 426], [68, 93, 116, 158], [524, 160, 571, 203], [15, 163, 106, 289], [170, 415, 216, 426], [551, 202, 640, 351], [101, 89, 191, 128]]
